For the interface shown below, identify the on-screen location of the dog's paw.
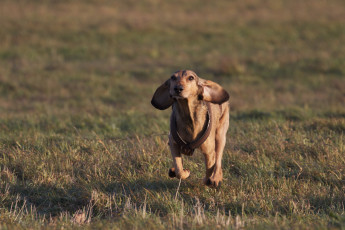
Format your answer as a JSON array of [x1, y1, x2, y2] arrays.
[[204, 177, 222, 188], [169, 168, 190, 179], [168, 168, 176, 178], [176, 169, 190, 179]]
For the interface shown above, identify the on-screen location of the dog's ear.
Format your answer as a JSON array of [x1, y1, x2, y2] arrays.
[[198, 79, 229, 104], [151, 79, 174, 110]]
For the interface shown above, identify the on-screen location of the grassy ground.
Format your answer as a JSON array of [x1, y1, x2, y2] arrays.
[[0, 0, 344, 229]]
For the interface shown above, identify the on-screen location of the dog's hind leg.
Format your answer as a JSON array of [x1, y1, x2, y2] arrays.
[[202, 150, 215, 183], [208, 108, 229, 187]]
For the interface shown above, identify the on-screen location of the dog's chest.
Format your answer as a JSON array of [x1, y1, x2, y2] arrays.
[[175, 113, 207, 142]]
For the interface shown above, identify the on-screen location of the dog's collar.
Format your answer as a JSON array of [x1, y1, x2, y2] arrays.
[[170, 102, 212, 156]]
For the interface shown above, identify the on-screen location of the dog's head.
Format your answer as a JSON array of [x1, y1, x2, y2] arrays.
[[151, 70, 229, 110]]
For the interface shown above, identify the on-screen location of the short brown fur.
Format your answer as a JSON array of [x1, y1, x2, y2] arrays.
[[151, 70, 230, 187]]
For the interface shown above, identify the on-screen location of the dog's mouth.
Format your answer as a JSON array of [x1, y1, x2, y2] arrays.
[[170, 93, 185, 99], [171, 95, 183, 99]]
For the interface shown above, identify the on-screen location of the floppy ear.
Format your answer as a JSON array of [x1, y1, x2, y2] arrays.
[[198, 79, 229, 104], [151, 79, 174, 110]]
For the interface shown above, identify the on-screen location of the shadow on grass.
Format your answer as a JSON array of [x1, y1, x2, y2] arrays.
[[105, 178, 259, 216], [6, 182, 91, 216], [3, 173, 344, 218], [103, 178, 190, 216], [105, 177, 181, 194]]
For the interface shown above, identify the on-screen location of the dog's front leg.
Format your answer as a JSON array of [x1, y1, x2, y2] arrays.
[[168, 136, 190, 180]]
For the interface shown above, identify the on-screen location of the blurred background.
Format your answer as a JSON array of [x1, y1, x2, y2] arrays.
[[1, 0, 344, 138]]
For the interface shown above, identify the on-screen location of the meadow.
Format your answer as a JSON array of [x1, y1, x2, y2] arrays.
[[0, 0, 344, 229]]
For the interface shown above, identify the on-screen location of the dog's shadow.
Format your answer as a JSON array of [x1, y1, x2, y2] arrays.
[[105, 177, 192, 197]]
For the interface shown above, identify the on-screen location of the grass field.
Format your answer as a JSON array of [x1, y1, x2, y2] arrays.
[[0, 0, 345, 229]]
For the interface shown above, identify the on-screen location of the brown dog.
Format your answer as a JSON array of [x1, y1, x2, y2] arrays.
[[151, 70, 229, 187]]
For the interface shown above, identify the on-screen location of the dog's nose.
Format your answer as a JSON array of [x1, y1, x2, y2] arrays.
[[174, 85, 184, 93]]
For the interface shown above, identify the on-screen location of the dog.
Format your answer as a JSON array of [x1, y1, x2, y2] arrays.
[[151, 70, 229, 187]]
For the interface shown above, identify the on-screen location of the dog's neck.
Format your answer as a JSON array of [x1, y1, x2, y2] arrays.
[[173, 97, 208, 142]]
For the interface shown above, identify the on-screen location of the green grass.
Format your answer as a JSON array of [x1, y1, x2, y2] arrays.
[[0, 0, 344, 229]]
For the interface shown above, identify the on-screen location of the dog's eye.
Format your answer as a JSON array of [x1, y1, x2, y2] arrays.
[[188, 76, 194, 81], [171, 76, 177, 81]]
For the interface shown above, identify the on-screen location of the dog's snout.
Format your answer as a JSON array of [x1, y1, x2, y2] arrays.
[[174, 85, 184, 93]]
